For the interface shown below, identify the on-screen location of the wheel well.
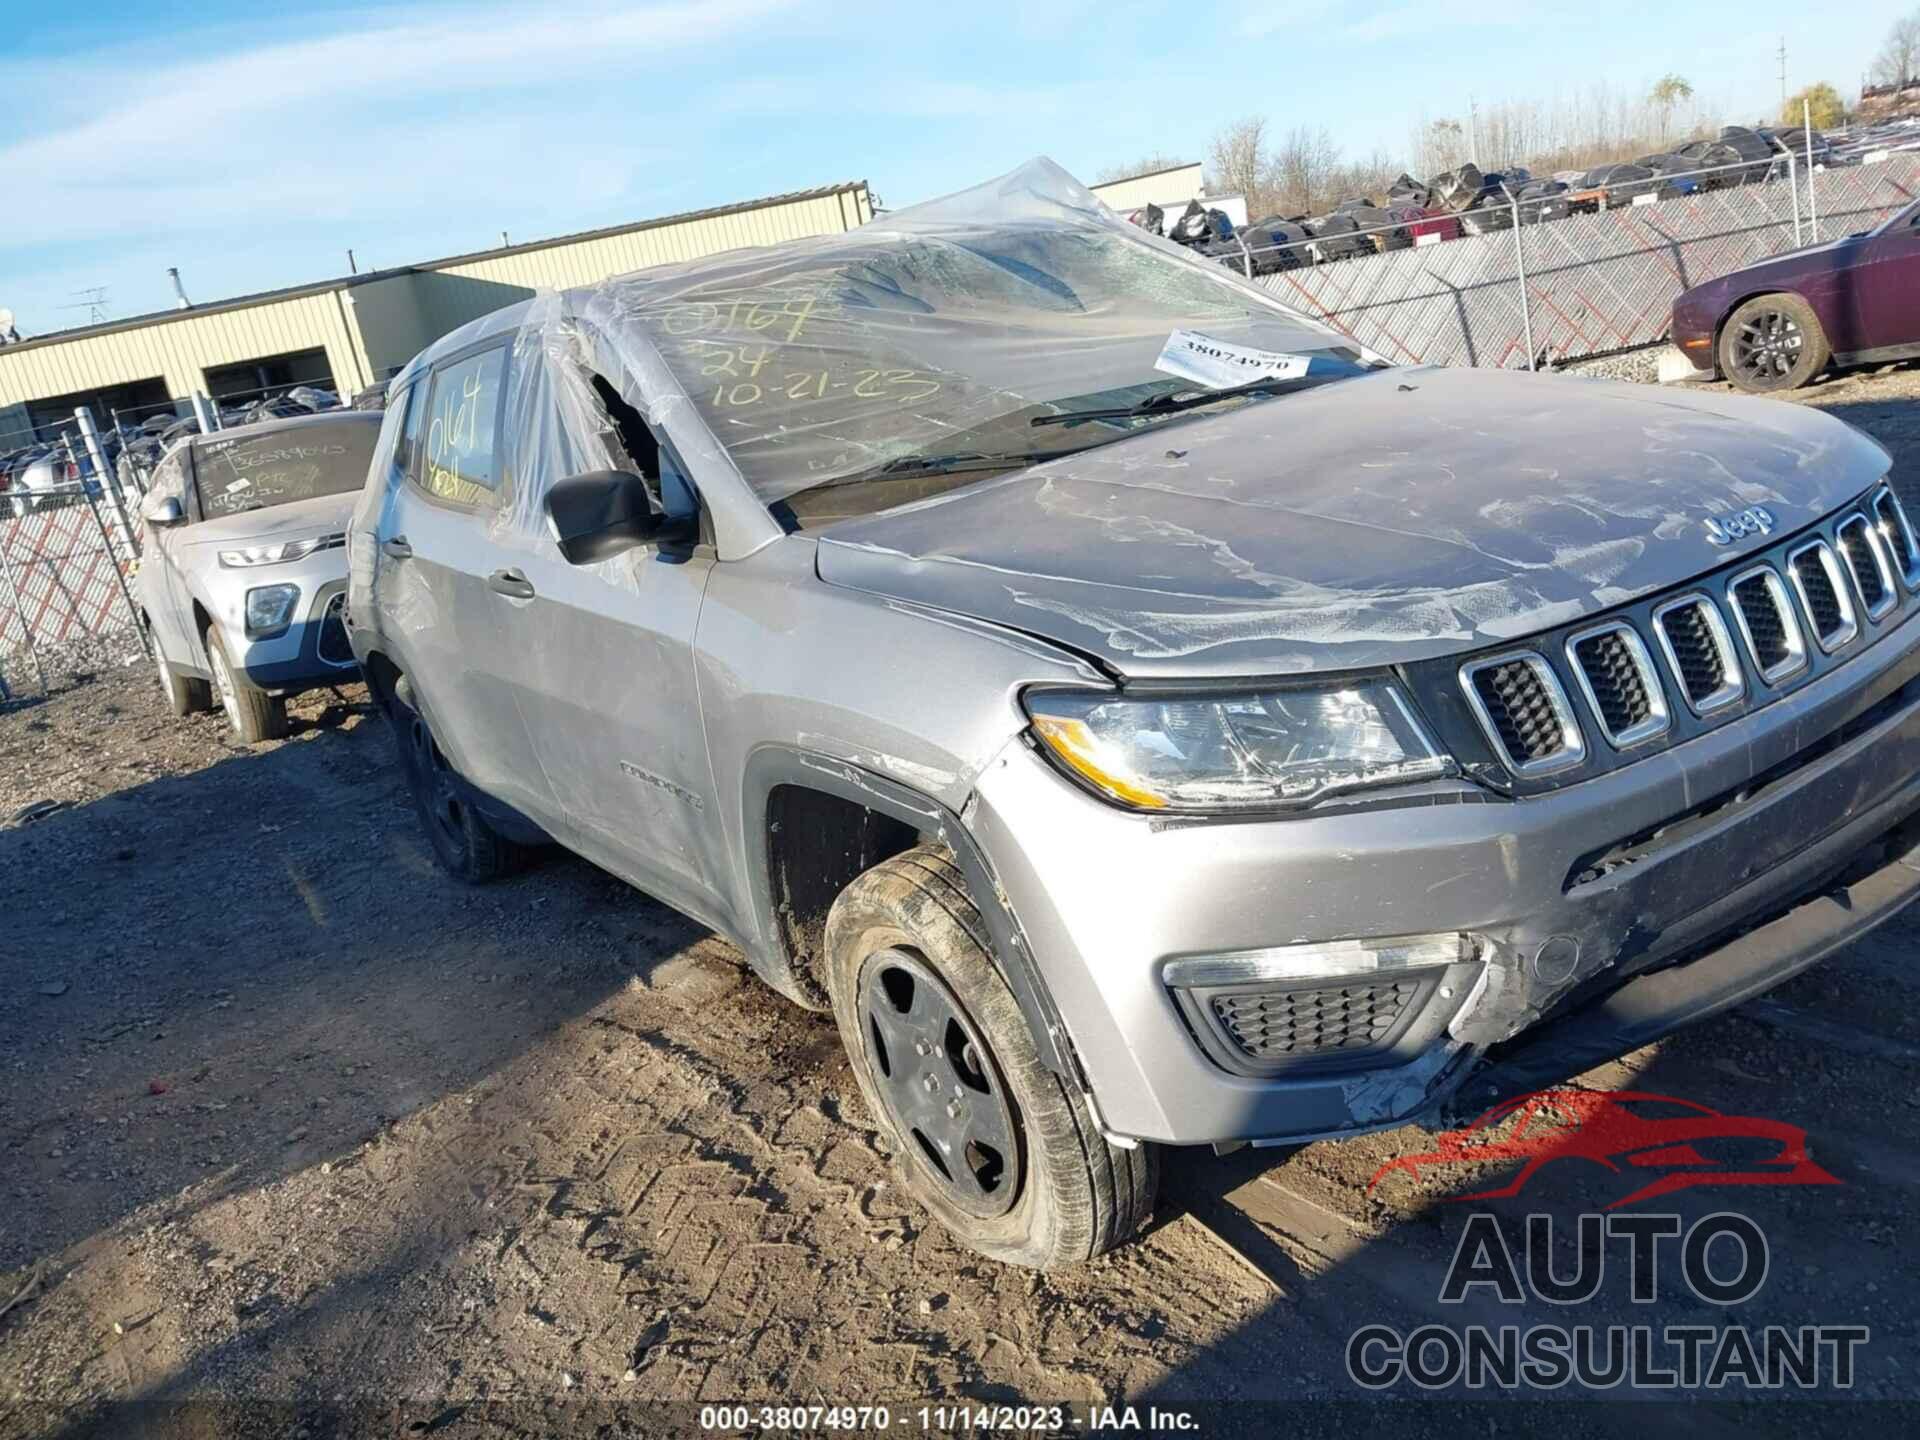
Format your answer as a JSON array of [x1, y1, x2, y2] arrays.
[[765, 783, 922, 1006], [191, 600, 213, 651], [360, 650, 402, 712]]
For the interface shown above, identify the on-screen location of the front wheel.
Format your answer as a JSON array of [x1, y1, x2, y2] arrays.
[[206, 627, 287, 743], [1718, 293, 1830, 393], [153, 635, 211, 716], [825, 846, 1156, 1268]]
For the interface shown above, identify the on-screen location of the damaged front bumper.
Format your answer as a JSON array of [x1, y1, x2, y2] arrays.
[[967, 607, 1920, 1146]]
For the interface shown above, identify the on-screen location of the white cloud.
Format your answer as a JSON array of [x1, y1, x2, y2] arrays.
[[0, 0, 793, 264]]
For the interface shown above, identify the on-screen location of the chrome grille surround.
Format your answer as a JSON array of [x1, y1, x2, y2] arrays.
[[1564, 620, 1669, 748], [1871, 484, 1920, 591], [1458, 652, 1585, 777], [1786, 539, 1859, 653], [1725, 564, 1808, 685], [1836, 512, 1898, 622], [1650, 593, 1744, 715]]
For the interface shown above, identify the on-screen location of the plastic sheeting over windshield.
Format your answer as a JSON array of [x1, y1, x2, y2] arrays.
[[490, 157, 1365, 516]]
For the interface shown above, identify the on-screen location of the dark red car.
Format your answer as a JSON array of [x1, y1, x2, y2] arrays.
[[1671, 196, 1920, 392], [1367, 1089, 1839, 1208]]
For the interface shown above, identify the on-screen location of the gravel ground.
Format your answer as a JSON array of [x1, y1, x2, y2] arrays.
[[4, 367, 1920, 1437]]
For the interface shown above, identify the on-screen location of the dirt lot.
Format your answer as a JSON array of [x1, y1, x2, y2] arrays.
[[4, 366, 1920, 1437]]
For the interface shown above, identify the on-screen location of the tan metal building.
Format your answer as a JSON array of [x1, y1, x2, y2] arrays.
[[0, 181, 872, 445]]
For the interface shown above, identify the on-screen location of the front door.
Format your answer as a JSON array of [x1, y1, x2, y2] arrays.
[[1850, 205, 1920, 357], [482, 360, 726, 924]]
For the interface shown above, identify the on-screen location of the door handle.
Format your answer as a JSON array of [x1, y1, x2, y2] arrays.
[[382, 536, 413, 559], [488, 568, 536, 600]]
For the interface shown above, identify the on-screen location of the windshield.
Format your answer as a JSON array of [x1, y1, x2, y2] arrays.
[[191, 420, 378, 520], [1874, 196, 1920, 236], [583, 161, 1363, 511]]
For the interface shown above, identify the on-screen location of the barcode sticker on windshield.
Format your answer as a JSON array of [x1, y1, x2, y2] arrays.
[[1155, 330, 1313, 389]]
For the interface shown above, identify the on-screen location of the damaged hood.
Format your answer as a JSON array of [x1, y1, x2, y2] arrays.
[[815, 367, 1891, 678]]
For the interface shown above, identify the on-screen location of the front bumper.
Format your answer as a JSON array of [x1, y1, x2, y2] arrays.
[[1670, 294, 1721, 371], [239, 582, 358, 690], [968, 606, 1920, 1146]]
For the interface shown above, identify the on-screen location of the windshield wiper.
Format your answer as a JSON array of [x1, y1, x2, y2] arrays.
[[792, 450, 1056, 499], [1029, 372, 1342, 429]]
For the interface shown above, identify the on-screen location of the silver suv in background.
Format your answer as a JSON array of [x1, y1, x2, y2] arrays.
[[348, 160, 1920, 1267], [137, 411, 379, 742]]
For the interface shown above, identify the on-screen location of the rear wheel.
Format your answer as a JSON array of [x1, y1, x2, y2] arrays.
[[206, 627, 287, 743], [390, 691, 525, 883], [1718, 293, 1830, 393], [825, 845, 1156, 1268]]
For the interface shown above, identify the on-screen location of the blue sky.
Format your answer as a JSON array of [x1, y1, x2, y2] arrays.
[[1, 0, 1911, 334]]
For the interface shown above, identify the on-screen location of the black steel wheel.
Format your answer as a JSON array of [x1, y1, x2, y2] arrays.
[[857, 948, 1022, 1219], [824, 845, 1157, 1268], [389, 692, 525, 883], [406, 713, 468, 863], [1718, 292, 1829, 393]]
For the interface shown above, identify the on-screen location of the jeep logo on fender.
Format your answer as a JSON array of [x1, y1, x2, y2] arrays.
[[1704, 505, 1777, 546]]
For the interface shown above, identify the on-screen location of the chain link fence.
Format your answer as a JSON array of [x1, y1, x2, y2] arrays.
[[0, 419, 147, 705], [1241, 155, 1920, 369]]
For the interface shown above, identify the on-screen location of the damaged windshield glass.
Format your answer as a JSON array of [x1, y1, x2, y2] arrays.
[[582, 161, 1366, 509]]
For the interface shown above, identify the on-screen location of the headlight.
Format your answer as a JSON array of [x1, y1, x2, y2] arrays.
[[244, 584, 301, 639], [1025, 681, 1453, 812], [219, 537, 330, 568]]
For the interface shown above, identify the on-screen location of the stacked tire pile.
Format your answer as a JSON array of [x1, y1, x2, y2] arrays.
[[109, 385, 343, 492]]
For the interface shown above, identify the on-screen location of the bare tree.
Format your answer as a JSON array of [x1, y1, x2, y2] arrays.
[[1269, 126, 1339, 216], [1872, 12, 1920, 87], [1207, 117, 1273, 211], [1094, 153, 1192, 184]]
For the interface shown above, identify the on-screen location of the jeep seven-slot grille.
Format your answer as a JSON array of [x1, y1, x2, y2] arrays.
[[1838, 515, 1892, 617], [1656, 600, 1737, 708], [1211, 980, 1420, 1060], [1571, 629, 1654, 737], [1467, 659, 1569, 767], [1791, 544, 1853, 647], [1730, 571, 1795, 675], [1449, 487, 1918, 786]]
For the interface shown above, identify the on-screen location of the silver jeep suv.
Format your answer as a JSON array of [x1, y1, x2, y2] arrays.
[[347, 161, 1920, 1267]]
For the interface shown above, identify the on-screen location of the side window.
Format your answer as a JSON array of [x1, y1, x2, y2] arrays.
[[418, 346, 508, 509], [590, 373, 697, 520]]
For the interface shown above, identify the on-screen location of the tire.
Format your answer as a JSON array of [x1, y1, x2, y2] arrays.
[[205, 626, 287, 743], [1717, 293, 1830, 394], [824, 845, 1157, 1268], [152, 633, 211, 716], [387, 689, 526, 883]]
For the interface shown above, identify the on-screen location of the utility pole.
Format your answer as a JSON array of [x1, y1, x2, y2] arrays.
[[1778, 36, 1788, 110], [1468, 96, 1480, 169]]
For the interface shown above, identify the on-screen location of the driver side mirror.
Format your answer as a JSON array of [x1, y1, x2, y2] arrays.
[[145, 497, 184, 526], [544, 469, 691, 564]]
